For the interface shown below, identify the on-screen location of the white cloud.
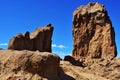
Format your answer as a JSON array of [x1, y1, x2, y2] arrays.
[[58, 45, 65, 48], [52, 51, 71, 59], [0, 43, 8, 46], [52, 44, 66, 49], [52, 44, 57, 47]]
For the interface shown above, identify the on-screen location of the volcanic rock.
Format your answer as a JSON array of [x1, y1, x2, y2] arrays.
[[72, 2, 117, 60], [0, 50, 60, 80], [8, 24, 53, 52]]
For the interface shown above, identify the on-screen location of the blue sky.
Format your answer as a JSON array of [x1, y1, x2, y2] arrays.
[[0, 0, 120, 59]]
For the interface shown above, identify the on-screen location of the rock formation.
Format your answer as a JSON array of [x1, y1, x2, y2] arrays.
[[72, 2, 117, 60], [8, 24, 53, 52], [1, 50, 117, 80], [1, 2, 119, 80], [0, 50, 60, 80]]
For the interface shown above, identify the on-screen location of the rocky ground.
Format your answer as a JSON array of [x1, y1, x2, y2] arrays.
[[60, 59, 120, 80], [1, 50, 120, 80], [0, 50, 60, 80], [60, 61, 110, 80]]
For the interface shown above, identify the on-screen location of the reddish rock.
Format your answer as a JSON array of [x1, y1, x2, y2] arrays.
[[8, 24, 53, 52], [72, 2, 117, 60]]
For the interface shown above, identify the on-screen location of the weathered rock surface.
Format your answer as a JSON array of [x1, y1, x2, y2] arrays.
[[60, 59, 120, 80], [72, 2, 117, 60], [8, 24, 53, 52], [0, 50, 114, 80], [60, 61, 110, 80], [83, 58, 120, 80], [0, 50, 60, 80]]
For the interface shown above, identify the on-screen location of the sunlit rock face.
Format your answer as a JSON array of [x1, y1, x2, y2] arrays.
[[0, 50, 60, 80], [8, 24, 53, 52], [72, 2, 117, 60]]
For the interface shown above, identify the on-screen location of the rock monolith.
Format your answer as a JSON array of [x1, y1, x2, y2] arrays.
[[72, 2, 117, 60]]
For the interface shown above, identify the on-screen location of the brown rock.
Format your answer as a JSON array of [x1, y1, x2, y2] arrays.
[[60, 61, 109, 80], [72, 2, 117, 60], [8, 24, 53, 52], [83, 58, 120, 80], [30, 24, 53, 52], [8, 33, 25, 50], [0, 50, 60, 80]]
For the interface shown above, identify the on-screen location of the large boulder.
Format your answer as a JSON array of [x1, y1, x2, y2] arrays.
[[8, 24, 53, 52], [0, 50, 60, 80], [72, 2, 117, 60]]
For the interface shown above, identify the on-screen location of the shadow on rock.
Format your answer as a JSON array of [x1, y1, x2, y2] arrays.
[[58, 67, 75, 80], [64, 55, 84, 67]]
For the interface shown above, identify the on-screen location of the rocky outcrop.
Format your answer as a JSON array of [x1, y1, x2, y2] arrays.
[[72, 2, 117, 60], [8, 24, 53, 52], [0, 50, 60, 80]]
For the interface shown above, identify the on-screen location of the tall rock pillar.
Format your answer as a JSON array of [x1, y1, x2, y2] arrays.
[[72, 2, 117, 60]]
